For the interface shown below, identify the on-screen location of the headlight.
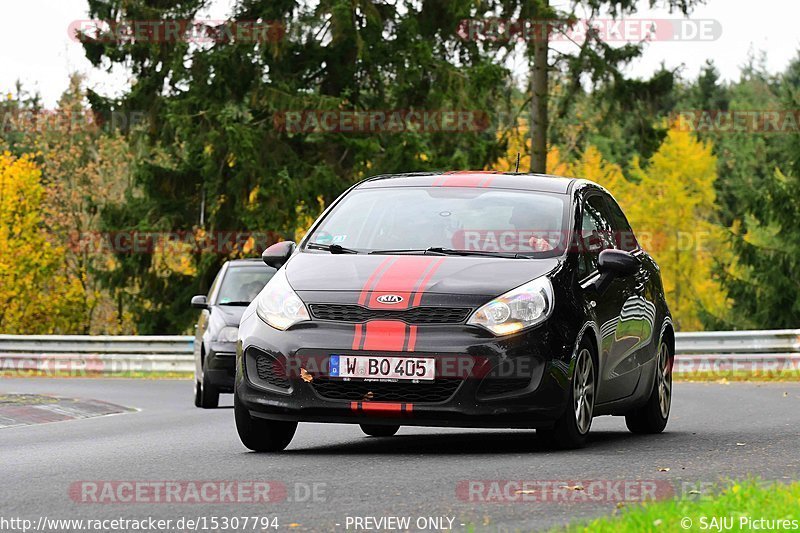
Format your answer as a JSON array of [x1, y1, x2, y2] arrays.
[[255, 268, 310, 330], [467, 276, 554, 336], [216, 326, 239, 343]]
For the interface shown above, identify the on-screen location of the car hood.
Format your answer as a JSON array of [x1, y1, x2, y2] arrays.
[[285, 252, 560, 299], [210, 304, 247, 327]]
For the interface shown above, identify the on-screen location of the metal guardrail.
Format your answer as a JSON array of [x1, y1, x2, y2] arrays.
[[0, 330, 798, 375], [673, 329, 800, 377], [0, 335, 195, 374], [673, 329, 800, 374], [675, 329, 800, 355]]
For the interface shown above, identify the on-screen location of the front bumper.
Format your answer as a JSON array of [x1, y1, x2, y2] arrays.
[[235, 310, 577, 429], [205, 341, 237, 392]]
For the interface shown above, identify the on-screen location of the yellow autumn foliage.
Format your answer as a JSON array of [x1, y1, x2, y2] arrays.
[[494, 123, 728, 330], [551, 129, 729, 330], [0, 152, 85, 333]]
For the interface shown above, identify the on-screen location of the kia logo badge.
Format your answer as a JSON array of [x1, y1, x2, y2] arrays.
[[376, 294, 404, 305]]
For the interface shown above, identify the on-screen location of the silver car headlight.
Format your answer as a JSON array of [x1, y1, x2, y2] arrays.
[[255, 268, 310, 330], [467, 276, 554, 336], [216, 326, 239, 343]]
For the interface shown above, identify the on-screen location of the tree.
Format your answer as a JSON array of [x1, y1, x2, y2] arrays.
[[1, 76, 139, 333], [551, 128, 727, 331], [0, 153, 85, 333], [715, 53, 800, 329], [78, 0, 513, 333], [472, 0, 702, 172]]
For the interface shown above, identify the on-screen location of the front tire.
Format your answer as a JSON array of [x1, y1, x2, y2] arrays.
[[360, 424, 400, 437], [625, 341, 672, 434], [199, 358, 219, 409], [234, 393, 297, 452], [538, 341, 596, 449]]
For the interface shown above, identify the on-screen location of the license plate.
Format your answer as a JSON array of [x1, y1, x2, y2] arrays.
[[329, 355, 435, 381]]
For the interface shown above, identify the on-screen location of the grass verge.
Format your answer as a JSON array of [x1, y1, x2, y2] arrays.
[[553, 480, 800, 532], [674, 371, 800, 382]]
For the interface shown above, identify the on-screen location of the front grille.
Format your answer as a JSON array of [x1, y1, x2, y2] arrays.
[[477, 377, 531, 397], [308, 304, 471, 324], [311, 377, 462, 403], [254, 353, 290, 389]]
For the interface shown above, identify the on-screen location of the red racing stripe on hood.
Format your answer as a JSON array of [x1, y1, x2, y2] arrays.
[[367, 256, 436, 310], [357, 257, 395, 306], [353, 255, 445, 352]]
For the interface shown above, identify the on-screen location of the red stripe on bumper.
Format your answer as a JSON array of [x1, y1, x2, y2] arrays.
[[362, 320, 408, 352], [350, 402, 414, 413], [352, 323, 364, 350]]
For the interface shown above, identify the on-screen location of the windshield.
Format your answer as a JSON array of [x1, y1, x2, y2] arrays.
[[306, 187, 568, 257], [215, 265, 274, 305]]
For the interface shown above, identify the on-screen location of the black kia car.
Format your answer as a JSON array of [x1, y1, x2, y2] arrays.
[[235, 172, 673, 450], [191, 258, 275, 408]]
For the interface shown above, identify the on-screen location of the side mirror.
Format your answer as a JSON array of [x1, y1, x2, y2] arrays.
[[598, 249, 640, 277], [191, 295, 208, 309], [262, 241, 296, 269]]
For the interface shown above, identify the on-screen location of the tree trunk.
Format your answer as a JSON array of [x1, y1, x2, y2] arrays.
[[530, 0, 549, 174]]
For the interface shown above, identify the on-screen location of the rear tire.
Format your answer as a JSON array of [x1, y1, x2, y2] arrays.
[[538, 341, 596, 449], [360, 424, 400, 437], [626, 341, 672, 434], [200, 359, 219, 409], [193, 379, 202, 408], [234, 393, 297, 452]]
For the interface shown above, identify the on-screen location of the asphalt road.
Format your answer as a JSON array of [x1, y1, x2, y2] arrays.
[[1, 378, 798, 532]]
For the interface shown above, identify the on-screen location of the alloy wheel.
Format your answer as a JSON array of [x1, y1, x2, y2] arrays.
[[657, 343, 672, 418], [573, 348, 595, 435]]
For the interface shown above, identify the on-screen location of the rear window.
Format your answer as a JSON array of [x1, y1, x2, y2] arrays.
[[306, 187, 569, 257]]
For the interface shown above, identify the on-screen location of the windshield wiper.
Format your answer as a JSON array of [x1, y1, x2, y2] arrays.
[[218, 301, 252, 306], [369, 248, 447, 256], [370, 247, 528, 259], [306, 243, 360, 254], [426, 247, 529, 259]]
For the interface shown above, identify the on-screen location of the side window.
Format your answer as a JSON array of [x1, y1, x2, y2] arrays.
[[578, 194, 615, 278], [602, 194, 639, 252]]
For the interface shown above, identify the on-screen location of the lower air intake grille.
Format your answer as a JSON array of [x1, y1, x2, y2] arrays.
[[477, 377, 531, 397], [254, 353, 290, 389], [311, 377, 461, 403]]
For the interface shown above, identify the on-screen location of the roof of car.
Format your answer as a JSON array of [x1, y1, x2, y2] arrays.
[[357, 171, 577, 194]]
